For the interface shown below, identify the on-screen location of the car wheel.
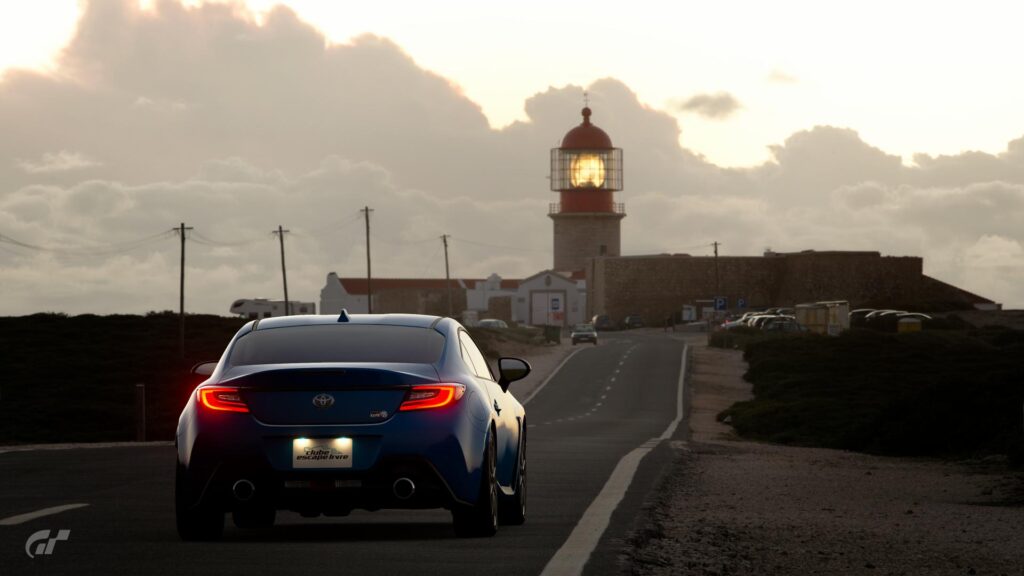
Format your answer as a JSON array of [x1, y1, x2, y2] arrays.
[[499, 424, 526, 525], [452, 429, 498, 537], [175, 462, 224, 541], [232, 506, 276, 530]]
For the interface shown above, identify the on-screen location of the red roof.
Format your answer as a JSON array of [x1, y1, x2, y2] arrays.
[[561, 107, 613, 149], [338, 277, 520, 295]]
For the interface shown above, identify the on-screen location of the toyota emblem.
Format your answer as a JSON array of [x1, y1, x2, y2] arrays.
[[312, 393, 335, 409]]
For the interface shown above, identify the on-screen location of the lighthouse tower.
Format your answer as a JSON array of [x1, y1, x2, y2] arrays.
[[549, 106, 625, 271]]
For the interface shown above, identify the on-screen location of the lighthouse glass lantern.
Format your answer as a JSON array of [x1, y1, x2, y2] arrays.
[[550, 109, 623, 197], [549, 106, 625, 271]]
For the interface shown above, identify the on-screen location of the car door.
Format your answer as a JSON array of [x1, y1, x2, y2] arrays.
[[458, 330, 518, 488]]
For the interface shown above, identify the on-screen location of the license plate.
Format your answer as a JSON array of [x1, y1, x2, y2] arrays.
[[292, 437, 353, 469]]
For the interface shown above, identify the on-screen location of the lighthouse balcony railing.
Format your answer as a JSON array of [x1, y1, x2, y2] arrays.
[[549, 202, 626, 215]]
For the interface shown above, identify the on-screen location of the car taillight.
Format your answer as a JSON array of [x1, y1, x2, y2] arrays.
[[198, 387, 249, 413], [399, 384, 465, 412]]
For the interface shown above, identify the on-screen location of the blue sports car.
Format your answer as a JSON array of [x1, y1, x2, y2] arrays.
[[175, 312, 530, 540]]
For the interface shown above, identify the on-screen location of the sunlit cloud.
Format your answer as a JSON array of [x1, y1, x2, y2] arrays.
[[675, 92, 743, 120]]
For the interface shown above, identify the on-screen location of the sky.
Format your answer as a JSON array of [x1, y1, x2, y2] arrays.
[[0, 0, 1023, 314]]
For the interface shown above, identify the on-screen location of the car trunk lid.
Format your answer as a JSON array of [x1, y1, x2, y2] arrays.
[[220, 363, 438, 425]]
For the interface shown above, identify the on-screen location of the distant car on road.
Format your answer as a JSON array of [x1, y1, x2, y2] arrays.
[[477, 319, 508, 329], [176, 312, 531, 540], [570, 323, 598, 345], [623, 315, 645, 329], [591, 314, 615, 331]]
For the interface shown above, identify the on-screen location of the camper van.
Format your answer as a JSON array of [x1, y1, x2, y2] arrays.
[[229, 298, 315, 319]]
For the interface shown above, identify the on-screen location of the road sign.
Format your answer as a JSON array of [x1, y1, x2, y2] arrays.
[[551, 297, 561, 311], [714, 297, 727, 311], [737, 298, 747, 309]]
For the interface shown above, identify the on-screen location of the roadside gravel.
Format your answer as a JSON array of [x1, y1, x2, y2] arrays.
[[625, 344, 1024, 576]]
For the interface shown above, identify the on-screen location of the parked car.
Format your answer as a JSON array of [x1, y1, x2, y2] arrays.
[[623, 315, 645, 329], [762, 317, 806, 332], [591, 314, 615, 331], [477, 318, 508, 329], [176, 312, 531, 540], [570, 323, 599, 345]]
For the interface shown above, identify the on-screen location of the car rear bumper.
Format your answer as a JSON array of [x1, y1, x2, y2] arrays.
[[177, 402, 486, 514]]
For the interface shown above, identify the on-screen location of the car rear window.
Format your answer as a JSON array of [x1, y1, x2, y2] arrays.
[[228, 325, 445, 366]]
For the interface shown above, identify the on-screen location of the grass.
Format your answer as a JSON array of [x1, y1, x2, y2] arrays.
[[717, 328, 1024, 462]]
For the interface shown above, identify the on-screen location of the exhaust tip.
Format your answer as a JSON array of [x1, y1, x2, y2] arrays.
[[232, 479, 256, 502], [392, 477, 415, 500]]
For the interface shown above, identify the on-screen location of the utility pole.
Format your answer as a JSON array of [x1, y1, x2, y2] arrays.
[[272, 225, 291, 315], [360, 206, 374, 313], [713, 240, 721, 299], [175, 222, 193, 360], [442, 234, 452, 317]]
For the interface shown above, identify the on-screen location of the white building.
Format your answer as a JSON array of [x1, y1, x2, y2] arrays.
[[511, 270, 586, 327], [318, 271, 587, 327]]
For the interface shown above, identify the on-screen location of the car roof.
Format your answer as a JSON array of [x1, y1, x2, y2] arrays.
[[253, 313, 442, 331]]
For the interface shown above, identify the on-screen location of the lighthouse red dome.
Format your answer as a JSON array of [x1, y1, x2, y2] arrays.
[[560, 107, 613, 149]]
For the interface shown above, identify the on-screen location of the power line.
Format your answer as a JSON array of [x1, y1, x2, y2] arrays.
[[448, 236, 552, 254], [189, 230, 271, 247], [296, 212, 364, 237], [0, 230, 175, 256]]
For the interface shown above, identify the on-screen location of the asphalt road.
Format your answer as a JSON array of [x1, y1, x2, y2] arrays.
[[0, 331, 692, 576]]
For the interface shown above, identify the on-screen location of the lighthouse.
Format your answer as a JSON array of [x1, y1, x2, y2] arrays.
[[549, 106, 625, 271]]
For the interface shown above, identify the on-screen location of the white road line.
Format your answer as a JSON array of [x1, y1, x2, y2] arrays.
[[605, 386, 611, 391], [0, 504, 90, 526], [540, 344, 688, 576], [522, 348, 585, 406]]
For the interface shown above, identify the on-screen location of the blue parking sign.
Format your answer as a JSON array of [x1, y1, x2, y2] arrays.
[[714, 297, 727, 311], [738, 298, 747, 309]]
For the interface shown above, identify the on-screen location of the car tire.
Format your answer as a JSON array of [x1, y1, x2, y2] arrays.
[[452, 429, 498, 538], [232, 506, 276, 530], [175, 463, 224, 541], [499, 424, 526, 526]]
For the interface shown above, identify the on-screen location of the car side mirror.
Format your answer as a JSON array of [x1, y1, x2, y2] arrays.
[[190, 362, 218, 377], [498, 357, 531, 392]]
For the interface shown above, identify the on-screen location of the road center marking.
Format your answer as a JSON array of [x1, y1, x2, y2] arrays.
[[523, 348, 584, 406], [0, 504, 90, 526], [540, 344, 689, 576]]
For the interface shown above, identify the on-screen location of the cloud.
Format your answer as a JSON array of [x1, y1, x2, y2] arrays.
[[1, 0, 1024, 312], [17, 151, 101, 173], [675, 91, 743, 120], [766, 69, 798, 84]]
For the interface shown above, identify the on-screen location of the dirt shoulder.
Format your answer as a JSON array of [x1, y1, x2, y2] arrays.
[[626, 343, 1024, 575], [499, 339, 576, 401]]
